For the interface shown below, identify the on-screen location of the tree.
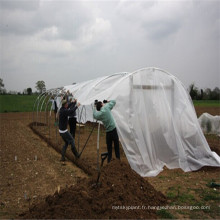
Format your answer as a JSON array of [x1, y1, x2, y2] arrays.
[[210, 87, 220, 100], [35, 80, 46, 94], [23, 89, 27, 95], [188, 83, 199, 100], [203, 88, 211, 100], [0, 78, 6, 94], [200, 89, 204, 100], [27, 88, 32, 95]]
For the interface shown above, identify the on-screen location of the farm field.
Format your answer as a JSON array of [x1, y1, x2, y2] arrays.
[[0, 106, 219, 219], [0, 95, 38, 113], [193, 100, 220, 107]]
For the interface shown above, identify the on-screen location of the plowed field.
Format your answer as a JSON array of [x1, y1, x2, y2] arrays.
[[0, 106, 219, 219]]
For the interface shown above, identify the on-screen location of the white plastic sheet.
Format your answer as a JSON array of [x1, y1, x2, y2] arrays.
[[64, 67, 220, 177], [198, 113, 220, 135]]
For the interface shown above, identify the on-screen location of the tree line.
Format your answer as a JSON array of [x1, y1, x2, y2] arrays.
[[0, 78, 46, 95], [188, 83, 220, 100], [0, 77, 219, 100]]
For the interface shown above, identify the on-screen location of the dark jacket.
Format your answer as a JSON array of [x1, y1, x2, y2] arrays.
[[59, 104, 78, 131], [68, 101, 77, 118]]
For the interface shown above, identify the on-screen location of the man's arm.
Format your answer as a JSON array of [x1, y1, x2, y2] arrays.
[[68, 102, 74, 108], [105, 100, 116, 110], [66, 102, 80, 116], [68, 99, 77, 108], [66, 106, 78, 116]]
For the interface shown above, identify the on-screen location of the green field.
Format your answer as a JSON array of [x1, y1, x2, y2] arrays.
[[193, 100, 220, 107], [0, 95, 39, 113], [0, 95, 219, 113]]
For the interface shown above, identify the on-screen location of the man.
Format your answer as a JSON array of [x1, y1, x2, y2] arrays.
[[68, 98, 77, 138], [59, 99, 80, 161], [93, 100, 120, 163]]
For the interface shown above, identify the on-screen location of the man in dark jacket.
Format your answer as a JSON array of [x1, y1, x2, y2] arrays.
[[59, 99, 80, 161], [68, 98, 77, 138]]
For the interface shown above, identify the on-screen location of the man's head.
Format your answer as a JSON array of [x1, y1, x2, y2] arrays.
[[96, 101, 103, 111], [62, 99, 68, 108]]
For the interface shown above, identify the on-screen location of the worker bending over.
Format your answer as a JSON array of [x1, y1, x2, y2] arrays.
[[93, 100, 120, 163]]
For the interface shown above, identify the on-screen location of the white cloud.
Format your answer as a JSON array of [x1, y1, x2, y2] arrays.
[[116, 0, 192, 40], [0, 0, 40, 11], [0, 7, 37, 35], [80, 17, 112, 48], [0, 0, 219, 92], [39, 26, 59, 40]]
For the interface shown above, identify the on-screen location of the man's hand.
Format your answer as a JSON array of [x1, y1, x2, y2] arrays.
[[77, 102, 81, 107]]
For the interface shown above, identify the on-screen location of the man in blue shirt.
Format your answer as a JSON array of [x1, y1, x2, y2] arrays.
[[93, 100, 120, 163]]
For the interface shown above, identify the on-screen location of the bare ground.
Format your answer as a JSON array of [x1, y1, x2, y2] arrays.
[[0, 106, 219, 219]]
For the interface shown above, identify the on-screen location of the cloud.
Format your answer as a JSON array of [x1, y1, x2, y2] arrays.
[[0, 7, 37, 35], [79, 17, 112, 50], [0, 0, 219, 92], [116, 0, 192, 41], [0, 0, 40, 11]]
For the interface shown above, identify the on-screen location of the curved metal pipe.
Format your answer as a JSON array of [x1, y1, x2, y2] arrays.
[[92, 72, 127, 89], [42, 90, 57, 136], [48, 88, 63, 117], [44, 92, 54, 125], [40, 88, 55, 123], [47, 88, 61, 140], [46, 88, 63, 140], [39, 92, 50, 125], [36, 92, 46, 125], [32, 93, 44, 125]]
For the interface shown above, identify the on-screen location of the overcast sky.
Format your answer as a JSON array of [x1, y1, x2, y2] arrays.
[[0, 0, 219, 92]]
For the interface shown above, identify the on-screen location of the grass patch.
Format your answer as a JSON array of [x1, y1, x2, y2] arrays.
[[193, 100, 220, 107], [194, 185, 220, 202], [0, 95, 45, 113], [202, 190, 220, 201], [157, 209, 175, 219], [178, 193, 196, 203], [166, 186, 198, 205], [205, 134, 220, 141], [166, 185, 219, 219], [1, 96, 219, 113], [158, 175, 167, 179], [167, 191, 177, 199]]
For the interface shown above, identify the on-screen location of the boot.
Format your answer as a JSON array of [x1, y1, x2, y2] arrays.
[[60, 156, 66, 162], [72, 147, 80, 159]]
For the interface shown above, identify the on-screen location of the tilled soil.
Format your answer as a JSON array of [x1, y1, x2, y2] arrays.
[[19, 160, 167, 219], [0, 113, 87, 218], [194, 106, 220, 117], [0, 106, 219, 219]]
